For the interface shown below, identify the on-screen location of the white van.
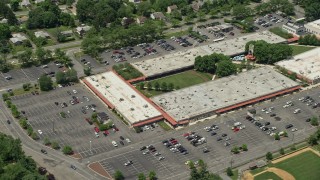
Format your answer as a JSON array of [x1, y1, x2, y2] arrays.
[[234, 122, 242, 126]]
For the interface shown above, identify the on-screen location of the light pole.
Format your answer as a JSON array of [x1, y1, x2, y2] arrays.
[[90, 140, 92, 154], [52, 120, 54, 132]]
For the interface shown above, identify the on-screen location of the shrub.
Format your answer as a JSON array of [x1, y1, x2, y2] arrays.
[[43, 137, 51, 146], [226, 167, 233, 176], [266, 152, 273, 160], [62, 145, 73, 155], [19, 119, 28, 129], [99, 122, 113, 131], [60, 112, 66, 118], [51, 141, 60, 150], [31, 132, 39, 140], [5, 100, 12, 108], [231, 146, 240, 154], [280, 148, 285, 155], [134, 126, 142, 133], [27, 125, 33, 136], [242, 144, 248, 151], [2, 93, 10, 101]]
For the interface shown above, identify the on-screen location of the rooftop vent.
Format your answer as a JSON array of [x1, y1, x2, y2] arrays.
[[131, 95, 135, 98], [130, 108, 134, 111]]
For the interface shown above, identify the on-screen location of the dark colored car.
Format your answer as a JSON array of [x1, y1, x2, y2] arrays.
[[265, 122, 270, 126], [221, 133, 227, 137], [270, 113, 276, 117], [306, 118, 311, 122], [41, 149, 47, 154], [285, 124, 293, 129], [7, 120, 10, 124], [217, 137, 222, 141], [120, 136, 124, 140], [140, 146, 146, 151], [120, 141, 124, 146], [211, 131, 217, 136]]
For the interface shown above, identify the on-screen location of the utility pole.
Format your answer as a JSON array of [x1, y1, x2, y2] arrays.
[[90, 140, 92, 154], [52, 120, 54, 132]]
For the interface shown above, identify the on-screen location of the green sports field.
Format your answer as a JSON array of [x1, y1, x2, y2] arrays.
[[274, 151, 320, 180], [254, 171, 282, 180], [290, 45, 315, 56]]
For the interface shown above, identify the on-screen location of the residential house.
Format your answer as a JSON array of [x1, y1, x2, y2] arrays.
[[121, 17, 135, 27], [20, 0, 31, 7], [60, 30, 73, 37], [76, 25, 91, 36], [10, 33, 28, 45], [150, 12, 166, 21], [167, 5, 178, 14], [129, 0, 141, 3], [0, 18, 8, 24], [34, 31, 50, 38], [35, 0, 45, 3], [136, 16, 147, 25], [217, 24, 233, 32]]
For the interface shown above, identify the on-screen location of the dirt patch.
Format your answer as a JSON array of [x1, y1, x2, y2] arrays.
[[272, 147, 320, 164], [70, 153, 82, 159], [88, 162, 112, 179], [242, 170, 254, 180], [268, 167, 295, 180]]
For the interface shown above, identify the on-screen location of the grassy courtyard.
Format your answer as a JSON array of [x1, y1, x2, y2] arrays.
[[137, 70, 212, 97], [254, 171, 281, 180], [273, 151, 320, 180], [290, 45, 315, 56]]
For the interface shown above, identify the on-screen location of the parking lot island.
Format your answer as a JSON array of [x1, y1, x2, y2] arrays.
[[152, 67, 301, 125], [131, 31, 286, 79], [83, 71, 163, 127]]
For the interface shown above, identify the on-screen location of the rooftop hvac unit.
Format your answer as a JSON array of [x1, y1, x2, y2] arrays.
[[143, 104, 148, 108], [131, 95, 136, 98], [130, 108, 134, 111]]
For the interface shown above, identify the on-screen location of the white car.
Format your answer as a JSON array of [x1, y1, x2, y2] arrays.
[[299, 97, 305, 101], [291, 128, 298, 132], [293, 109, 301, 114], [72, 89, 77, 94], [283, 104, 289, 108], [37, 130, 43, 135], [154, 152, 161, 156], [270, 132, 276, 136], [158, 156, 165, 161], [112, 141, 118, 147], [95, 132, 99, 138], [124, 160, 133, 166], [125, 138, 131, 143], [143, 150, 149, 155]]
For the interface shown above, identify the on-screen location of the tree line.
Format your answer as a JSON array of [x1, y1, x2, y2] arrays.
[[245, 40, 293, 64], [81, 20, 164, 58], [0, 133, 47, 179], [27, 0, 75, 29], [298, 34, 320, 46], [294, 0, 320, 21]]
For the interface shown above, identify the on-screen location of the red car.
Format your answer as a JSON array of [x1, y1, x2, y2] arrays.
[[94, 127, 100, 133], [103, 130, 109, 136], [233, 128, 240, 132], [114, 127, 119, 131], [183, 133, 189, 137]]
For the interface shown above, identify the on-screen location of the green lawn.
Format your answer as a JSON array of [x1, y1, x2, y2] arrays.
[[273, 151, 320, 180], [46, 26, 72, 37], [150, 70, 212, 89], [230, 169, 239, 180], [290, 45, 316, 56], [254, 171, 282, 180], [164, 30, 189, 38], [157, 121, 172, 131], [269, 27, 293, 39], [137, 70, 212, 97]]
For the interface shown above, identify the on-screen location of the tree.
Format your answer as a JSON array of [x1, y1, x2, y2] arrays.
[[62, 145, 73, 155], [216, 60, 237, 77], [0, 133, 46, 179], [311, 116, 319, 126], [51, 141, 60, 149], [154, 82, 160, 91], [19, 119, 28, 129], [242, 144, 248, 151], [31, 132, 39, 140], [139, 82, 145, 90], [38, 75, 53, 91], [194, 53, 229, 73], [226, 167, 233, 176], [189, 159, 222, 180], [266, 152, 273, 160], [84, 67, 91, 76], [305, 2, 320, 21], [43, 137, 51, 146], [280, 148, 285, 155], [161, 82, 167, 91], [275, 133, 280, 140], [55, 71, 66, 84], [35, 47, 47, 64], [114, 170, 124, 180], [148, 171, 157, 180], [137, 173, 146, 180], [168, 83, 174, 91], [0, 24, 11, 40], [0, 1, 18, 25], [17, 48, 33, 67], [231, 146, 240, 154], [27, 125, 33, 136], [283, 131, 288, 137], [65, 69, 78, 82], [232, 5, 252, 20], [10, 0, 20, 12]]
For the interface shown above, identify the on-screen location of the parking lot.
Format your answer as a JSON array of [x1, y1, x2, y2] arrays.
[[0, 62, 62, 90], [93, 87, 320, 180], [10, 84, 144, 158]]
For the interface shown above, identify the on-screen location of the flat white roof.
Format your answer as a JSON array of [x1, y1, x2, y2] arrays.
[[85, 72, 161, 124], [305, 19, 320, 30], [132, 31, 286, 77], [276, 47, 320, 81], [152, 67, 299, 122]]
